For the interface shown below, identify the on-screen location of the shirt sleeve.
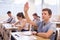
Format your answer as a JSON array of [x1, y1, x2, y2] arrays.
[[48, 23, 56, 33]]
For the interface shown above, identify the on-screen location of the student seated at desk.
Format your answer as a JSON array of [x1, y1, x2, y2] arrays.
[[4, 11, 16, 24], [24, 2, 56, 40], [13, 12, 29, 31], [33, 13, 40, 22], [32, 13, 40, 31]]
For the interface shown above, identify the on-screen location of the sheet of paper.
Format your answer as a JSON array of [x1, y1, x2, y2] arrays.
[[11, 32, 37, 40]]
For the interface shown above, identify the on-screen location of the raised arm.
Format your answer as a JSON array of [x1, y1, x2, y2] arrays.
[[24, 2, 37, 27]]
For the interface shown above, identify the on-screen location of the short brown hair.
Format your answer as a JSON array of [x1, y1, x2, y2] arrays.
[[7, 11, 11, 14], [33, 13, 38, 16], [42, 8, 52, 15]]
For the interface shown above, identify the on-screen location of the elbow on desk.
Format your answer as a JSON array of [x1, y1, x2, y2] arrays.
[[44, 34, 50, 38]]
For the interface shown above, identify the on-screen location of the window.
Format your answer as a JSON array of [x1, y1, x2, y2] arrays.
[[43, 0, 60, 21], [0, 0, 60, 21]]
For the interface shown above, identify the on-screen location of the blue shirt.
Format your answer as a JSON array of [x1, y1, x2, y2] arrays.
[[6, 17, 16, 24], [37, 21, 56, 40]]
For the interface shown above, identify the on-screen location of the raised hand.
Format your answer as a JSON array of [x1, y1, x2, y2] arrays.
[[24, 2, 29, 13]]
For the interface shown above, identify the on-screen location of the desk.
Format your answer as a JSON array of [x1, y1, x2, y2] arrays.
[[35, 36, 50, 40], [2, 24, 18, 30], [11, 32, 50, 40], [56, 28, 60, 40], [0, 23, 18, 40]]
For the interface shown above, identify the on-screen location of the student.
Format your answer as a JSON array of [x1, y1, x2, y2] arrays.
[[13, 12, 29, 31], [4, 11, 16, 24], [33, 13, 40, 23], [24, 2, 56, 40], [32, 13, 40, 31]]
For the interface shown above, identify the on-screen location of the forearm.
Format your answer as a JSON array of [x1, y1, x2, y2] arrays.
[[24, 2, 37, 27], [25, 12, 37, 27], [37, 33, 49, 38], [14, 21, 19, 25], [25, 12, 31, 23]]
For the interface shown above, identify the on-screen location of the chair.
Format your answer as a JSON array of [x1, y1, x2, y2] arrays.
[[55, 28, 60, 40], [55, 30, 58, 40]]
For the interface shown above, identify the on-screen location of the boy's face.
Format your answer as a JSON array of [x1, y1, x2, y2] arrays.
[[42, 11, 51, 21], [33, 16, 37, 19], [8, 13, 11, 17]]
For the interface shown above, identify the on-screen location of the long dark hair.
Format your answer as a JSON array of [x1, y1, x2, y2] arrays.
[[17, 12, 25, 18]]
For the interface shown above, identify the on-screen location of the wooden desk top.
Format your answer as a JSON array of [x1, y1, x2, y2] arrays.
[[11, 32, 50, 40], [35, 35, 50, 40]]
